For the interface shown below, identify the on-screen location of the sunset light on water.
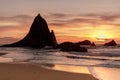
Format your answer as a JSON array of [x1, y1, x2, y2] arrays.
[[0, 0, 120, 80]]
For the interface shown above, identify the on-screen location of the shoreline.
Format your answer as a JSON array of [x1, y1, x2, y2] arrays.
[[0, 63, 98, 80]]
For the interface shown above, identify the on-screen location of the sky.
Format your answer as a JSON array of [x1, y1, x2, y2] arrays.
[[0, 0, 120, 44]]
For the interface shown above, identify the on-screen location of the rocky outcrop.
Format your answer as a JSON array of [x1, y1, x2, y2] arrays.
[[50, 30, 58, 47], [2, 14, 58, 48], [104, 40, 117, 46], [58, 42, 88, 52], [76, 40, 91, 45], [91, 42, 96, 47]]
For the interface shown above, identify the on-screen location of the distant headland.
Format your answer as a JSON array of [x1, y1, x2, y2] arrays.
[[1, 14, 117, 52]]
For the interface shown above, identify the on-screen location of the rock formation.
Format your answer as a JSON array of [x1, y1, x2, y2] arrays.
[[104, 40, 117, 46], [91, 42, 96, 47], [76, 40, 91, 45], [58, 42, 88, 52], [50, 30, 58, 47], [2, 14, 58, 48]]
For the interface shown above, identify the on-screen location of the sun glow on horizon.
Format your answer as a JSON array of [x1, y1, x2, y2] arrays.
[[96, 34, 108, 41], [52, 24, 120, 44], [87, 25, 117, 42], [90, 32, 112, 42]]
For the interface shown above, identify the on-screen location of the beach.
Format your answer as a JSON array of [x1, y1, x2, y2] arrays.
[[0, 63, 98, 80]]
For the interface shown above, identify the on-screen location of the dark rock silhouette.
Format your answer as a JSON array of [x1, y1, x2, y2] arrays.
[[76, 40, 91, 45], [50, 30, 58, 47], [104, 40, 117, 46], [58, 42, 88, 52], [91, 42, 96, 47], [2, 14, 57, 48]]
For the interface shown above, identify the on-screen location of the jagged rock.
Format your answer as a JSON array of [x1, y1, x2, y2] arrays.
[[2, 14, 57, 48], [104, 40, 117, 46], [76, 40, 91, 45], [91, 42, 96, 47], [58, 42, 88, 52], [50, 30, 58, 47]]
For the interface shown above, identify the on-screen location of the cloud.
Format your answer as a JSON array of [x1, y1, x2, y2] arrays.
[[99, 15, 120, 22], [10, 15, 33, 19], [1, 13, 120, 28], [48, 13, 120, 27], [83, 13, 120, 21], [0, 21, 20, 26], [0, 37, 19, 45], [49, 23, 66, 26], [50, 13, 68, 18], [45, 13, 72, 18], [0, 25, 25, 32], [0, 14, 33, 26], [9, 15, 33, 23], [49, 17, 97, 27], [0, 14, 34, 39], [68, 18, 96, 23], [0, 14, 33, 24]]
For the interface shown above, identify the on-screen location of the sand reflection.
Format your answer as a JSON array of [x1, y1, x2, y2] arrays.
[[0, 57, 13, 62], [43, 64, 90, 74], [43, 64, 120, 80], [89, 67, 120, 80]]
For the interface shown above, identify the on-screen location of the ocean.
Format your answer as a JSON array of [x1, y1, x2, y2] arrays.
[[0, 47, 119, 67], [0, 46, 120, 80]]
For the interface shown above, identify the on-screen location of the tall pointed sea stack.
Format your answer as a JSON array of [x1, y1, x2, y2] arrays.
[[3, 14, 58, 48]]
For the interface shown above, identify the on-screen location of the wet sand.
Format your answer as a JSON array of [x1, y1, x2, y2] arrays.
[[0, 63, 98, 80]]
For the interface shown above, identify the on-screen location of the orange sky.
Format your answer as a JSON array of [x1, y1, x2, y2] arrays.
[[0, 0, 120, 44]]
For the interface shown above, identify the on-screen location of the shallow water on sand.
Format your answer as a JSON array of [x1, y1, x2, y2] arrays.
[[0, 47, 120, 80], [0, 47, 119, 67], [42, 64, 120, 80]]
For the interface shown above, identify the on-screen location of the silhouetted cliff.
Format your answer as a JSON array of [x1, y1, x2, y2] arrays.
[[76, 40, 91, 45], [2, 14, 58, 48], [91, 42, 96, 47], [104, 40, 117, 46]]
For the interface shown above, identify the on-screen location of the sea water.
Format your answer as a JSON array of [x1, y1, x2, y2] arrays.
[[0, 47, 120, 80], [0, 47, 119, 67]]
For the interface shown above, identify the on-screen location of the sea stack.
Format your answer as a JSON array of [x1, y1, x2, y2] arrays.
[[76, 40, 91, 45], [91, 42, 96, 47], [58, 42, 88, 52], [104, 40, 117, 46], [2, 14, 58, 48]]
